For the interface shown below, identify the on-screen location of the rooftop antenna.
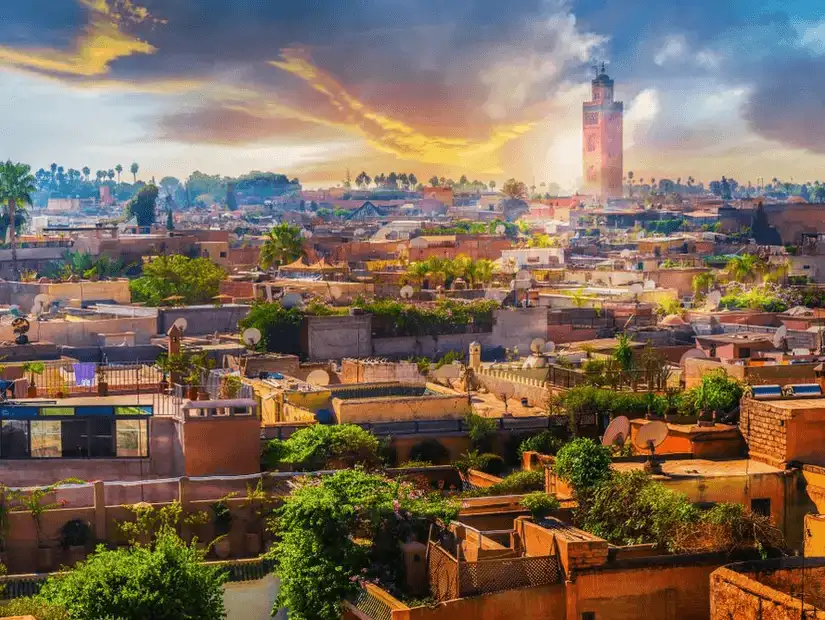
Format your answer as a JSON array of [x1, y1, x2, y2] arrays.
[[634, 420, 669, 474], [602, 416, 631, 448], [306, 369, 331, 386]]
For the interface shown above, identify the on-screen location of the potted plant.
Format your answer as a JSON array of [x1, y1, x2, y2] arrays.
[[96, 365, 108, 396], [210, 499, 233, 559], [218, 374, 243, 400], [241, 480, 270, 556], [60, 518, 92, 565], [22, 362, 44, 398], [189, 352, 216, 400], [17, 479, 80, 572]]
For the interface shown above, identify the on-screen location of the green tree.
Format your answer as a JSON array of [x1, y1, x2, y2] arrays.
[[264, 424, 380, 471], [130, 162, 139, 183], [500, 178, 528, 201], [126, 184, 159, 227], [0, 160, 36, 280], [260, 222, 304, 269], [115, 164, 123, 184], [32, 530, 226, 620], [166, 208, 174, 231], [81, 166, 90, 181], [238, 301, 303, 353], [692, 272, 717, 298], [428, 176, 439, 187], [554, 438, 612, 493], [129, 255, 225, 305], [726, 254, 763, 283]]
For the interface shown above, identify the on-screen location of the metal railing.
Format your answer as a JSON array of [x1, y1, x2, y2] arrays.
[[23, 361, 164, 399]]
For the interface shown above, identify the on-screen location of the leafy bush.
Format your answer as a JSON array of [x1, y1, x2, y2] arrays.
[[238, 301, 303, 354], [270, 469, 459, 620], [352, 298, 498, 337], [682, 370, 743, 417], [465, 413, 497, 451], [129, 255, 225, 306], [408, 439, 450, 465], [518, 431, 564, 459], [2, 598, 68, 620], [521, 492, 561, 521], [34, 531, 227, 620], [486, 470, 544, 495], [455, 450, 505, 475], [554, 438, 612, 493], [263, 424, 380, 471]]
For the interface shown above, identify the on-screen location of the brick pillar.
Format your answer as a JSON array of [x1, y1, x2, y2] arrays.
[[93, 480, 107, 542], [564, 578, 578, 620], [178, 476, 190, 510]]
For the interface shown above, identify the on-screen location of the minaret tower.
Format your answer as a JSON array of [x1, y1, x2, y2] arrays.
[[582, 63, 624, 199]]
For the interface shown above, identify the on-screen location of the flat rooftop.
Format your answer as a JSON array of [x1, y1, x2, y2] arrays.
[[612, 458, 782, 478], [751, 397, 825, 411]]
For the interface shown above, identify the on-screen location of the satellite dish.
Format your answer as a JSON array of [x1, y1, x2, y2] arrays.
[[300, 229, 313, 239], [530, 338, 546, 354], [620, 249, 633, 259], [242, 327, 262, 347], [34, 294, 50, 305], [432, 365, 461, 380], [281, 293, 303, 309], [680, 348, 708, 366], [644, 280, 656, 291], [602, 416, 631, 447], [516, 269, 531, 282], [544, 341, 556, 354], [353, 228, 366, 237], [634, 421, 669, 453], [400, 285, 414, 299], [773, 325, 788, 349], [629, 283, 644, 295], [30, 302, 42, 317], [306, 369, 331, 386], [173, 317, 188, 332], [706, 290, 722, 310], [495, 383, 516, 400], [328, 286, 343, 300], [495, 225, 506, 235]]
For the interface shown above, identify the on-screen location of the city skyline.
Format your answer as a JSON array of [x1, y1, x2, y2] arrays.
[[3, 1, 825, 189]]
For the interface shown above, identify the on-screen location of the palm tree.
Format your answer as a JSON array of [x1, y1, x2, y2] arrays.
[[115, 164, 123, 184], [82, 166, 90, 181], [406, 261, 430, 289], [259, 223, 304, 270], [0, 161, 36, 280], [500, 179, 528, 201], [107, 170, 115, 182], [692, 272, 717, 299], [467, 258, 495, 288], [130, 162, 139, 183], [726, 254, 762, 283]]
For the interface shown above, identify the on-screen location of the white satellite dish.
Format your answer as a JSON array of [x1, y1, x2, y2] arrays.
[[544, 341, 556, 354], [629, 283, 644, 295], [634, 420, 669, 453], [679, 348, 708, 366], [241, 327, 262, 347], [300, 229, 313, 239], [306, 369, 331, 386], [328, 286, 343, 301], [495, 225, 506, 235], [530, 338, 546, 354], [281, 293, 303, 309], [706, 290, 722, 310], [353, 228, 366, 237], [516, 269, 531, 282], [644, 280, 656, 291], [30, 302, 42, 317], [602, 416, 630, 447], [620, 249, 633, 259], [34, 294, 50, 305], [400, 285, 414, 299], [432, 365, 461, 380], [410, 237, 429, 249], [173, 317, 188, 332], [773, 325, 788, 349], [495, 383, 516, 400]]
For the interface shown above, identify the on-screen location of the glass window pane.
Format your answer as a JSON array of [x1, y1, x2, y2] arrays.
[[40, 407, 75, 416], [89, 418, 115, 458], [61, 420, 89, 458], [1, 421, 29, 458], [31, 421, 62, 458], [116, 420, 148, 457], [114, 406, 152, 416]]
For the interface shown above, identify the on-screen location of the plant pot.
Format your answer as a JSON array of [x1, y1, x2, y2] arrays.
[[158, 379, 169, 394], [213, 536, 231, 559], [197, 390, 210, 401], [97, 382, 109, 397], [67, 545, 86, 566], [245, 532, 261, 556], [187, 386, 199, 400], [56, 391, 65, 399], [27, 385, 37, 398], [37, 546, 54, 572]]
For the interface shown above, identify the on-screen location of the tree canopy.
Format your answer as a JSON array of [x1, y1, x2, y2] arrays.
[[126, 184, 159, 227], [260, 223, 304, 269], [129, 255, 225, 306]]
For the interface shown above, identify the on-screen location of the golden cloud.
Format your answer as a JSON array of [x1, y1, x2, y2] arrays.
[[0, 0, 156, 77], [268, 48, 534, 173]]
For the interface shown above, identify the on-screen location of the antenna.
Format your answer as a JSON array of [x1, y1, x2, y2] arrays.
[[634, 421, 669, 474], [306, 369, 331, 386], [400, 285, 414, 299], [530, 338, 546, 354], [173, 317, 188, 333], [773, 325, 788, 350], [241, 327, 262, 347], [602, 416, 630, 447]]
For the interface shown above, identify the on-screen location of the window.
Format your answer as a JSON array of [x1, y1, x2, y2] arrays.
[[31, 420, 62, 458], [116, 419, 148, 457], [584, 112, 598, 125], [89, 417, 115, 458], [751, 498, 771, 517], [219, 251, 227, 258], [61, 419, 90, 458], [739, 348, 751, 359], [586, 135, 597, 152], [1, 421, 29, 458], [582, 613, 596, 620]]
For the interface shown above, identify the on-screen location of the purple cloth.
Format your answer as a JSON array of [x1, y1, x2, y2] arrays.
[[73, 363, 96, 387]]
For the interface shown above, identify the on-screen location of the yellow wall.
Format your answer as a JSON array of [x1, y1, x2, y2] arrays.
[[45, 280, 131, 304], [333, 394, 471, 424]]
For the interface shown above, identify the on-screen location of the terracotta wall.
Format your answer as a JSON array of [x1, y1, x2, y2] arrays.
[[396, 584, 566, 620], [182, 416, 262, 476], [711, 565, 825, 619]]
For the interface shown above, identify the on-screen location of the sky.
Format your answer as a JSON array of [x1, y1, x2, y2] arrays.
[[2, 0, 825, 191]]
